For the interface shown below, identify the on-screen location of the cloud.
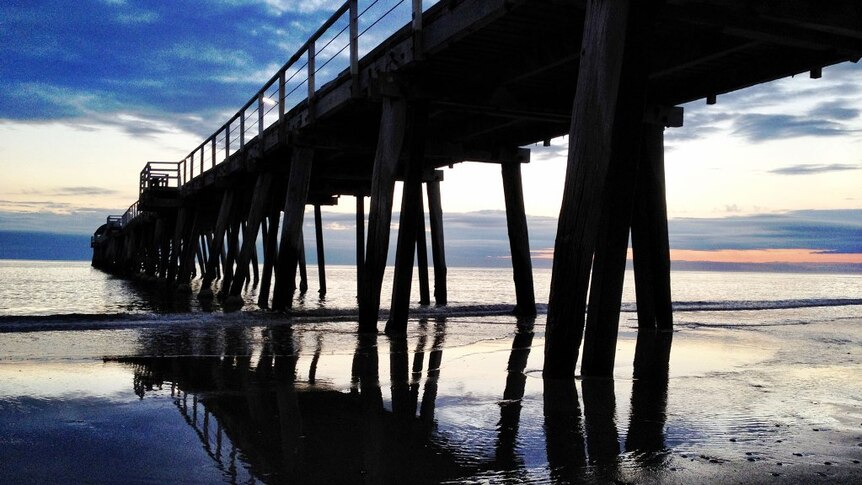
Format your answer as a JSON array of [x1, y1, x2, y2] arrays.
[[668, 209, 862, 254], [20, 187, 123, 197], [769, 163, 861, 175], [0, 209, 118, 234], [731, 114, 853, 142]]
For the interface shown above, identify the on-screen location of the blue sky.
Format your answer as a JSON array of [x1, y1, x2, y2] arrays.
[[1, 0, 860, 267]]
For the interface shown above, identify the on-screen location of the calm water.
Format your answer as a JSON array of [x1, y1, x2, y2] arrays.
[[1, 260, 860, 327], [1, 260, 861, 483]]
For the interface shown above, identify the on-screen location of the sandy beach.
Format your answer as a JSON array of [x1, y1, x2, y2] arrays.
[[1, 313, 860, 483]]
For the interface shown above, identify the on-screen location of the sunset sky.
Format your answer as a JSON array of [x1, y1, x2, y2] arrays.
[[1, 0, 860, 268]]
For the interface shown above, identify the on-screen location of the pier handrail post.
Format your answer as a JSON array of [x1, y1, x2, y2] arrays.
[[211, 138, 216, 169], [307, 40, 316, 117], [224, 126, 231, 162], [279, 71, 285, 123], [412, 0, 423, 58], [240, 111, 245, 149], [258, 92, 265, 138], [189, 156, 194, 180], [349, 0, 359, 95], [199, 148, 204, 176]]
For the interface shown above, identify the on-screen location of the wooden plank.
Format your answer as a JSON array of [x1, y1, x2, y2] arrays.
[[314, 204, 327, 296], [544, 0, 633, 379], [501, 162, 536, 317], [358, 97, 408, 331], [387, 102, 429, 335], [426, 179, 447, 306], [272, 146, 314, 311]]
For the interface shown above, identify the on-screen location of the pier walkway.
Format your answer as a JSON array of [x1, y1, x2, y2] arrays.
[[91, 0, 862, 376]]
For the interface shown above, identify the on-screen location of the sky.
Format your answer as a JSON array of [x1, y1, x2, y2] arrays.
[[1, 0, 860, 269]]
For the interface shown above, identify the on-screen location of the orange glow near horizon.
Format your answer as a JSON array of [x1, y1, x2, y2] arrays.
[[530, 248, 862, 264]]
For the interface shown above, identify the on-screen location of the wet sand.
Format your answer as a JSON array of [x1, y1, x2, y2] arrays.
[[1, 315, 860, 483]]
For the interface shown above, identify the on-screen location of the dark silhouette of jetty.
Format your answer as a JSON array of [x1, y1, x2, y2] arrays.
[[91, 0, 862, 376]]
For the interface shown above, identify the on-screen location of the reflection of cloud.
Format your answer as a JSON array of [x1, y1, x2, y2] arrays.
[[769, 163, 860, 175]]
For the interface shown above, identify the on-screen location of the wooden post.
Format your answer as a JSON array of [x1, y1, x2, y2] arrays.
[[167, 208, 188, 284], [543, 0, 634, 379], [355, 195, 365, 298], [200, 190, 234, 297], [426, 180, 447, 305], [631, 124, 672, 331], [298, 235, 309, 294], [258, 209, 281, 308], [358, 97, 408, 331], [227, 173, 273, 303], [581, 0, 656, 378], [631, 124, 673, 376], [349, 0, 359, 95], [501, 162, 536, 317], [416, 191, 431, 305], [387, 102, 428, 334], [314, 204, 327, 296], [250, 237, 260, 285], [272, 146, 314, 311], [177, 206, 203, 290], [219, 215, 242, 299]]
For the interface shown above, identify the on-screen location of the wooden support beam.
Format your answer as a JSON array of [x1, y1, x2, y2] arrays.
[[501, 162, 536, 317], [167, 208, 188, 284], [631, 124, 673, 332], [219, 214, 242, 300], [416, 191, 431, 306], [544, 0, 635, 379], [201, 190, 234, 297], [250, 236, 260, 285], [177, 206, 203, 290], [358, 97, 408, 331], [272, 146, 314, 311], [581, 0, 657, 378], [258, 209, 281, 308], [227, 173, 273, 303], [426, 179, 447, 306], [314, 204, 327, 296], [298, 236, 309, 294], [387, 102, 429, 335], [355, 195, 365, 299]]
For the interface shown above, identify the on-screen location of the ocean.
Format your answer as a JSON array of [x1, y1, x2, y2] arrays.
[[1, 260, 861, 483], [1, 259, 859, 327]]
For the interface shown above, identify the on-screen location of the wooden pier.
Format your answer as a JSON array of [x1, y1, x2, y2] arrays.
[[92, 0, 862, 377]]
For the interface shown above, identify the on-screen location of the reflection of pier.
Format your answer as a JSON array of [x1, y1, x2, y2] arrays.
[[115, 321, 673, 482]]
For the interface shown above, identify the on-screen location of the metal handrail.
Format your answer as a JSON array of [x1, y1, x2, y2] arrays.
[[120, 0, 423, 227]]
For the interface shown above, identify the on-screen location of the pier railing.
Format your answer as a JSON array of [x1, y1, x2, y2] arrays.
[[139, 161, 181, 196], [176, 0, 421, 186], [117, 0, 424, 228]]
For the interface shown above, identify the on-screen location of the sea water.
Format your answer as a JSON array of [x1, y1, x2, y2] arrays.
[[1, 260, 861, 483], [1, 259, 859, 327]]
